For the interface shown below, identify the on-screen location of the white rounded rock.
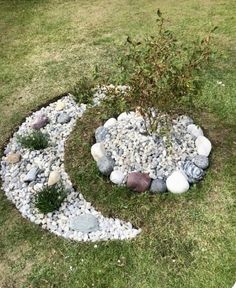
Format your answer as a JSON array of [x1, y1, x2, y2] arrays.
[[187, 124, 203, 138], [91, 143, 106, 162], [110, 170, 125, 185], [104, 118, 117, 128], [166, 170, 189, 194], [48, 171, 61, 186], [117, 112, 135, 121], [195, 135, 212, 157], [55, 101, 66, 111]]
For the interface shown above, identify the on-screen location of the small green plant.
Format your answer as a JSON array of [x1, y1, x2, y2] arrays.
[[117, 10, 216, 134], [100, 85, 129, 118], [71, 76, 95, 105], [18, 131, 49, 150], [35, 185, 67, 214]]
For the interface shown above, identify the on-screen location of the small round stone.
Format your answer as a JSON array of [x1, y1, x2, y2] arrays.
[[193, 155, 209, 169], [95, 126, 108, 143], [48, 171, 60, 186], [91, 143, 106, 162], [150, 179, 167, 193], [110, 170, 125, 185], [187, 124, 203, 138], [57, 113, 71, 124], [195, 135, 212, 157], [127, 172, 151, 193], [5, 153, 21, 164], [166, 170, 189, 194], [31, 114, 49, 130], [97, 156, 114, 176], [104, 118, 117, 128]]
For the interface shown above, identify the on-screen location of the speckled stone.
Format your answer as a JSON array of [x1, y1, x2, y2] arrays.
[[97, 156, 114, 176], [183, 161, 205, 183], [57, 113, 71, 124], [193, 155, 209, 169], [95, 126, 108, 143]]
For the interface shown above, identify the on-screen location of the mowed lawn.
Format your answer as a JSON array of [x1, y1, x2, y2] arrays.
[[0, 0, 236, 287]]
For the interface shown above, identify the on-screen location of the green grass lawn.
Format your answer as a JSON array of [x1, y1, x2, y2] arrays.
[[0, 0, 235, 287]]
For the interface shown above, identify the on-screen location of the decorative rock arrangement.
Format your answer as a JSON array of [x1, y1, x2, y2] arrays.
[[1, 93, 140, 242], [0, 85, 212, 242], [92, 111, 212, 194]]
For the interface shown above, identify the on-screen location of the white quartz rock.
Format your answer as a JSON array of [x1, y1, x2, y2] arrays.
[[187, 124, 203, 138], [110, 170, 125, 185], [91, 143, 106, 162], [104, 118, 117, 128], [55, 101, 66, 111], [195, 135, 212, 157], [166, 170, 189, 194], [117, 111, 135, 121], [48, 170, 61, 186]]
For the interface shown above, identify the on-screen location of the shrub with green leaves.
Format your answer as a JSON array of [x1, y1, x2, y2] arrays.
[[117, 10, 216, 133], [18, 130, 49, 150], [71, 76, 95, 105], [35, 185, 67, 214]]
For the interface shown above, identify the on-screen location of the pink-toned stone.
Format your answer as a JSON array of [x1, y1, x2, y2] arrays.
[[127, 172, 151, 193], [31, 114, 49, 130]]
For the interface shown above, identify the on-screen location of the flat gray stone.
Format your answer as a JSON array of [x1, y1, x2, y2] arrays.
[[69, 214, 99, 233], [24, 167, 39, 182], [57, 113, 71, 124], [95, 126, 108, 143]]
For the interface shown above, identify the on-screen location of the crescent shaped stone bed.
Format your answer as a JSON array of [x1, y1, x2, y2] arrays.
[[0, 86, 212, 242]]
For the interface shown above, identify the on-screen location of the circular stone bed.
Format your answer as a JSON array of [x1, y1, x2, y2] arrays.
[[91, 112, 212, 194]]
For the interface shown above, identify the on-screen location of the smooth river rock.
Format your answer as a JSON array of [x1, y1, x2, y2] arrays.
[[193, 155, 209, 169], [127, 172, 151, 193], [195, 135, 212, 157], [95, 126, 108, 143], [6, 153, 21, 164], [91, 143, 106, 162], [110, 170, 125, 185], [48, 171, 60, 186], [104, 118, 117, 128], [55, 101, 66, 111], [31, 114, 49, 130], [187, 124, 203, 138], [183, 161, 205, 183], [57, 112, 71, 124], [97, 156, 114, 176], [166, 170, 189, 194], [24, 167, 39, 182], [69, 214, 99, 233], [150, 179, 167, 193]]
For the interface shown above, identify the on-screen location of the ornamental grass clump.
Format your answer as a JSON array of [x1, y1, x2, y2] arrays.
[[118, 10, 216, 133], [35, 185, 67, 214], [18, 130, 49, 150]]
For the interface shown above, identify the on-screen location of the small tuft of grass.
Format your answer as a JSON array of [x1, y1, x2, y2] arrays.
[[35, 185, 67, 214], [17, 131, 49, 150]]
